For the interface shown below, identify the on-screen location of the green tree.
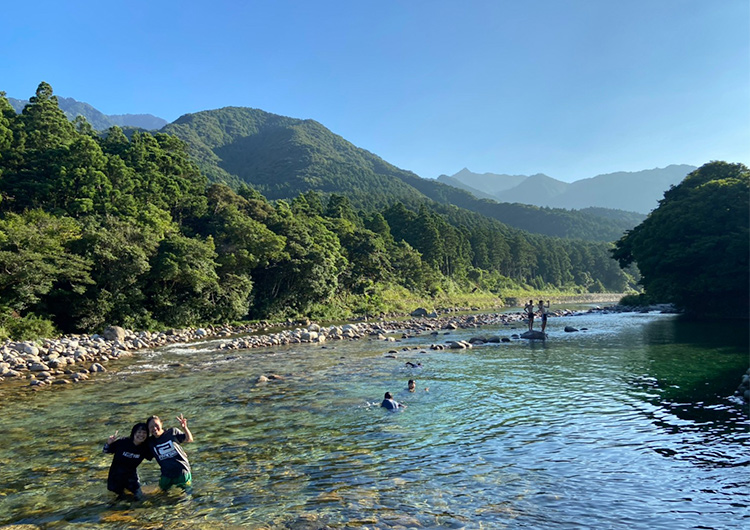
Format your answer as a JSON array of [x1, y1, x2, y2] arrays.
[[147, 233, 222, 327], [0, 210, 92, 315], [612, 161, 750, 317]]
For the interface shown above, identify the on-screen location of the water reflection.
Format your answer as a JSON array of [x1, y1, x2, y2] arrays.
[[0, 312, 747, 529]]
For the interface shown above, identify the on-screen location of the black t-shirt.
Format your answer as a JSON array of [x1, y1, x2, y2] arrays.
[[104, 437, 150, 476], [148, 428, 191, 477]]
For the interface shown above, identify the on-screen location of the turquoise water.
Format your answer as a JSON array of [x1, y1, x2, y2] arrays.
[[0, 311, 747, 529]]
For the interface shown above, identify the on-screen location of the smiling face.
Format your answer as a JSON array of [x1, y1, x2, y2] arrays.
[[133, 427, 148, 445], [147, 417, 164, 437]]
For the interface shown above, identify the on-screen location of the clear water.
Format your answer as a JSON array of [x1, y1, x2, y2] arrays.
[[0, 311, 747, 529]]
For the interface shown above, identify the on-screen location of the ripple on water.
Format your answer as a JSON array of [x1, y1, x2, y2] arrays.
[[0, 312, 747, 529]]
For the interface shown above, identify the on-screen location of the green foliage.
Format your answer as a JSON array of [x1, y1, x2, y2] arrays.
[[0, 210, 92, 313], [0, 306, 58, 341], [0, 82, 641, 339], [613, 161, 750, 318], [163, 106, 637, 241]]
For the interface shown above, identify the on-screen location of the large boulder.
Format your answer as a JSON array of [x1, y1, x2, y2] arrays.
[[102, 325, 127, 342], [410, 308, 429, 317]]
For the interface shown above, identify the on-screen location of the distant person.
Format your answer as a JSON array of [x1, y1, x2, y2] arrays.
[[405, 361, 422, 368], [524, 300, 535, 331], [538, 300, 550, 333], [146, 414, 194, 493], [408, 379, 416, 392], [103, 422, 151, 500], [381, 392, 405, 410]]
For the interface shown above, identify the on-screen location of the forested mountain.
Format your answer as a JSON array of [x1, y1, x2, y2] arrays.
[[0, 83, 636, 339], [161, 107, 640, 241], [8, 96, 167, 131], [442, 165, 696, 214]]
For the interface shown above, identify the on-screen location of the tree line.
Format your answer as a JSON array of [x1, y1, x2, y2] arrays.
[[0, 83, 633, 339], [613, 161, 749, 318]]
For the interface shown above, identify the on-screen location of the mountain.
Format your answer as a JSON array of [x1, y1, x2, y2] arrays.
[[447, 165, 696, 214], [444, 168, 527, 194], [7, 96, 167, 130], [416, 173, 497, 201], [161, 107, 642, 241], [3, 91, 643, 241], [552, 166, 697, 213], [499, 173, 569, 204]]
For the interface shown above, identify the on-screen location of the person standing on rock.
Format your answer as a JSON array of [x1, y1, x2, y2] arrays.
[[524, 300, 536, 331], [103, 422, 151, 500], [538, 300, 550, 333], [146, 414, 194, 493]]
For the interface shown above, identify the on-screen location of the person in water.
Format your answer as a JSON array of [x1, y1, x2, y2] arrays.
[[538, 300, 550, 333], [381, 392, 405, 410], [524, 300, 536, 331], [146, 414, 194, 493], [408, 379, 416, 392], [103, 422, 151, 500]]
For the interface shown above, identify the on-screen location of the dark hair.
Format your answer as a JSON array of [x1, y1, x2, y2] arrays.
[[384, 392, 392, 400], [146, 415, 160, 429], [130, 422, 148, 440], [408, 379, 415, 385]]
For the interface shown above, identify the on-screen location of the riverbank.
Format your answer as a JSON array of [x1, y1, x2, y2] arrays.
[[0, 296, 649, 391]]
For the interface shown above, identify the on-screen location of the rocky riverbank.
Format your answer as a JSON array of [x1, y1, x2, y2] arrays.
[[0, 300, 686, 391], [1, 307, 584, 389]]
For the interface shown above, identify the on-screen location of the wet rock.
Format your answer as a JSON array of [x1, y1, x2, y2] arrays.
[[564, 326, 579, 332], [520, 330, 547, 340]]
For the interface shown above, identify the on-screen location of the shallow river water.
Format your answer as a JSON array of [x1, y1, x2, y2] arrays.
[[0, 310, 747, 529]]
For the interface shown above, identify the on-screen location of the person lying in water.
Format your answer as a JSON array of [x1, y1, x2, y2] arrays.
[[103, 422, 151, 500], [381, 391, 406, 410]]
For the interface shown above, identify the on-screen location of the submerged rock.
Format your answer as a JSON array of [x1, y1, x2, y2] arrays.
[[520, 330, 547, 340]]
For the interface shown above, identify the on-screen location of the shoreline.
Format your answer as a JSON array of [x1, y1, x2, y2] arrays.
[[0, 296, 652, 392]]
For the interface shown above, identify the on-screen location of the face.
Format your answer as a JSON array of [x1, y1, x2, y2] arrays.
[[148, 417, 163, 437], [408, 381, 416, 391], [133, 428, 148, 445]]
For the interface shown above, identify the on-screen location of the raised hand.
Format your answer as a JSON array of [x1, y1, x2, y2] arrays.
[[107, 430, 119, 444]]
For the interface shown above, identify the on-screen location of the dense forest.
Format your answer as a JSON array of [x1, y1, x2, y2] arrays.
[[0, 83, 634, 339], [613, 161, 749, 319]]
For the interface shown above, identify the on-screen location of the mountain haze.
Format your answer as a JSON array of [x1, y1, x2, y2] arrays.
[[444, 165, 697, 214], [8, 96, 168, 130]]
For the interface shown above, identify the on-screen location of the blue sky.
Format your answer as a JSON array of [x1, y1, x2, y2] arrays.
[[2, 1, 748, 182]]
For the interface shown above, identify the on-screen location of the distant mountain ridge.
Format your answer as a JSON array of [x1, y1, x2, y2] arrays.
[[7, 96, 167, 130], [3, 92, 646, 241], [439, 165, 697, 214], [161, 106, 644, 241]]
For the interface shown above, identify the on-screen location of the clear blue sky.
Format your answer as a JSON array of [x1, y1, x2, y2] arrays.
[[2, 1, 748, 182]]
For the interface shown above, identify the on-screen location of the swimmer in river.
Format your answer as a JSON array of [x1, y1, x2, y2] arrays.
[[381, 392, 406, 410]]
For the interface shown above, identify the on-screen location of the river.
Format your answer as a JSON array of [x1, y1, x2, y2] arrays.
[[0, 309, 747, 529]]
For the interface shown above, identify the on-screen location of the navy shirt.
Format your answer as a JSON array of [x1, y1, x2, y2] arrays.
[[148, 428, 191, 478]]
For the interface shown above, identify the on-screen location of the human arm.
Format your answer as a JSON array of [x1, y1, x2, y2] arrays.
[[176, 414, 194, 443], [103, 430, 119, 453]]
